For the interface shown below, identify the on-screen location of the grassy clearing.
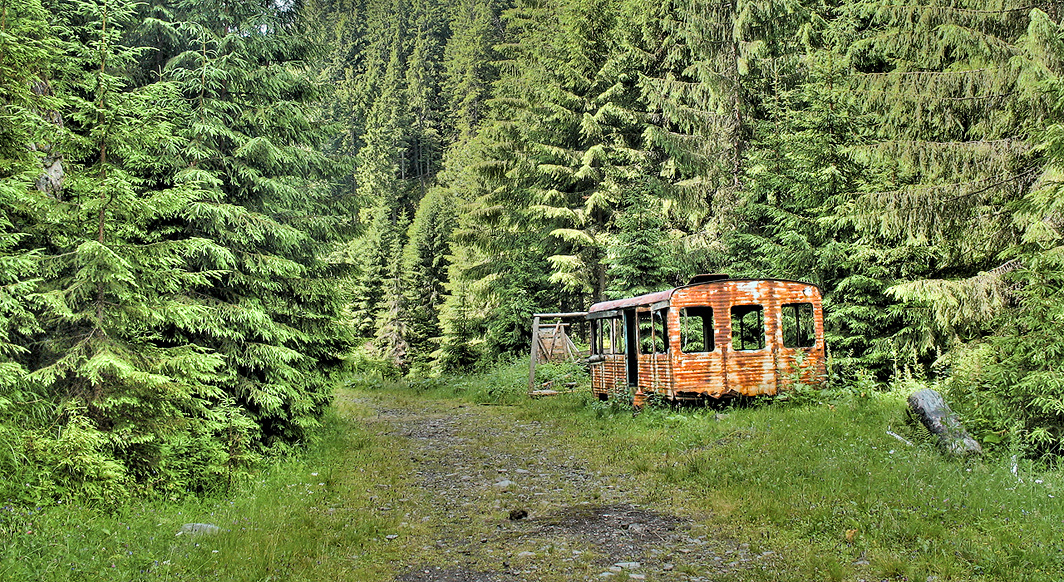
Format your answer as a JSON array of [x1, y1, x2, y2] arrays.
[[8, 361, 1064, 581], [378, 361, 1064, 582], [0, 397, 416, 582], [589, 396, 1063, 582]]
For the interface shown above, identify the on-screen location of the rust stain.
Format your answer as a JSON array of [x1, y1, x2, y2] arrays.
[[588, 289, 673, 313], [587, 277, 827, 402]]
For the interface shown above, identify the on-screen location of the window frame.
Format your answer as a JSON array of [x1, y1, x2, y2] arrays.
[[781, 302, 816, 348], [730, 304, 766, 351], [638, 308, 669, 355], [679, 306, 715, 354]]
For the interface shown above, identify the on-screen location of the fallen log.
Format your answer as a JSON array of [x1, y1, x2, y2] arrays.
[[907, 389, 983, 456]]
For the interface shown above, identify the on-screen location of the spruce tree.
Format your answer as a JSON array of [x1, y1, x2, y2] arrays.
[[164, 0, 352, 448], [400, 188, 456, 369], [841, 1, 1062, 364], [17, 0, 245, 498], [606, 183, 670, 298], [0, 0, 55, 497], [442, 0, 502, 142]]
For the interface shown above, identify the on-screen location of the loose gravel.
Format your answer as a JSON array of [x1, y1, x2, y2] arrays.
[[354, 395, 778, 581]]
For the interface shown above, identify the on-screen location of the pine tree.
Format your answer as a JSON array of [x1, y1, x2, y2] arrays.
[[400, 188, 456, 369], [164, 0, 352, 449]]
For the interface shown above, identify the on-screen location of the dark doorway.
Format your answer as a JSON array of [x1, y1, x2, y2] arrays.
[[624, 309, 638, 387]]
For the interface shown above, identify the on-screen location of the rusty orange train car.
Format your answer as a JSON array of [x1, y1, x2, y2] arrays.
[[585, 275, 827, 405]]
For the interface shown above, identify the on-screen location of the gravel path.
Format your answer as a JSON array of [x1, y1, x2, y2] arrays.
[[352, 395, 777, 582]]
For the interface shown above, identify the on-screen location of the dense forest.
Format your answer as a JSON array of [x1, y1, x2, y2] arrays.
[[1, 0, 1063, 502]]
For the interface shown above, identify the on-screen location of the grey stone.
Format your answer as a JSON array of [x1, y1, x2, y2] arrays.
[[178, 523, 221, 536]]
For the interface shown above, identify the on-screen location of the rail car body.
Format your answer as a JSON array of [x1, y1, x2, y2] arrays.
[[585, 275, 826, 404]]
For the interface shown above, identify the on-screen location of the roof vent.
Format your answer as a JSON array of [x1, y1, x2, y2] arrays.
[[687, 273, 729, 285]]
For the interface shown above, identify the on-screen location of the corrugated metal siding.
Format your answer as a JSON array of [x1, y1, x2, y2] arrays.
[[589, 279, 827, 401], [668, 279, 826, 398], [591, 356, 627, 398], [637, 353, 672, 395]]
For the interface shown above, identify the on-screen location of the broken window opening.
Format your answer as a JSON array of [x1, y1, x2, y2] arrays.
[[781, 302, 815, 348], [680, 306, 714, 353], [596, 318, 625, 354], [639, 309, 668, 354], [731, 305, 765, 350]]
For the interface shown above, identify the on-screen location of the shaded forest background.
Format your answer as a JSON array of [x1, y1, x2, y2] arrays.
[[2, 0, 1064, 502]]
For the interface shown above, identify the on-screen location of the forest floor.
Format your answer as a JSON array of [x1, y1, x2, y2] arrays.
[[352, 391, 771, 582], [10, 370, 1062, 582]]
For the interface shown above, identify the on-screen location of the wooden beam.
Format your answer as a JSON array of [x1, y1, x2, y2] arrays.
[[528, 316, 541, 395]]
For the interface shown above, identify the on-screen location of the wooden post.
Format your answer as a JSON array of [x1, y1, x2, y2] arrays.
[[528, 316, 541, 395], [547, 322, 562, 361]]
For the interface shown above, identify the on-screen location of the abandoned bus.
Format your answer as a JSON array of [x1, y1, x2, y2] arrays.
[[585, 275, 826, 405]]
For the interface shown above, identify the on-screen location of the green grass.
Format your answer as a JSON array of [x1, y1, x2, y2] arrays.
[[371, 362, 1064, 582], [0, 397, 417, 582], [613, 399, 1064, 581], [8, 362, 1064, 581]]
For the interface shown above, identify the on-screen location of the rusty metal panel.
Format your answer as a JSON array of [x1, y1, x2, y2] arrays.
[[650, 278, 825, 400], [590, 356, 627, 398], [588, 289, 673, 315], [587, 278, 827, 403], [637, 353, 672, 394]]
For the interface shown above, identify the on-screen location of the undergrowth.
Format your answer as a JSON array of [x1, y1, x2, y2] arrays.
[[0, 398, 413, 582], [11, 360, 1064, 581]]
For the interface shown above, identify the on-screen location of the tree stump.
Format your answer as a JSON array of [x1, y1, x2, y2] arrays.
[[907, 389, 983, 456]]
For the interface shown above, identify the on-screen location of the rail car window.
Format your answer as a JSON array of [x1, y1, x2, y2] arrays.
[[731, 305, 765, 350], [596, 318, 624, 354], [654, 310, 668, 353], [781, 302, 815, 348], [638, 310, 668, 354], [680, 307, 714, 353], [596, 320, 610, 354]]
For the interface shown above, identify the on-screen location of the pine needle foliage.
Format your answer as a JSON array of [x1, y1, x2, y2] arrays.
[[0, 0, 354, 502]]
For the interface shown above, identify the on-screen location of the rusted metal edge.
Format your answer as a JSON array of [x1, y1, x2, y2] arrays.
[[587, 289, 673, 314], [532, 311, 588, 319], [588, 277, 824, 317]]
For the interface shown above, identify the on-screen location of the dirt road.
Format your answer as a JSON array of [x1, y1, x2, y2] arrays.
[[351, 393, 776, 582]]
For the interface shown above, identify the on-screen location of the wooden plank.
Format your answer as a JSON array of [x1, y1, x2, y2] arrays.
[[528, 316, 541, 394], [547, 322, 561, 361], [532, 312, 588, 319]]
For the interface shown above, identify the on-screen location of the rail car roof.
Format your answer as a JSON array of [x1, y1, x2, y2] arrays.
[[585, 276, 820, 319]]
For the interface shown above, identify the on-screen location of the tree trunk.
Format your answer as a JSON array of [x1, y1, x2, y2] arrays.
[[907, 389, 982, 456]]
